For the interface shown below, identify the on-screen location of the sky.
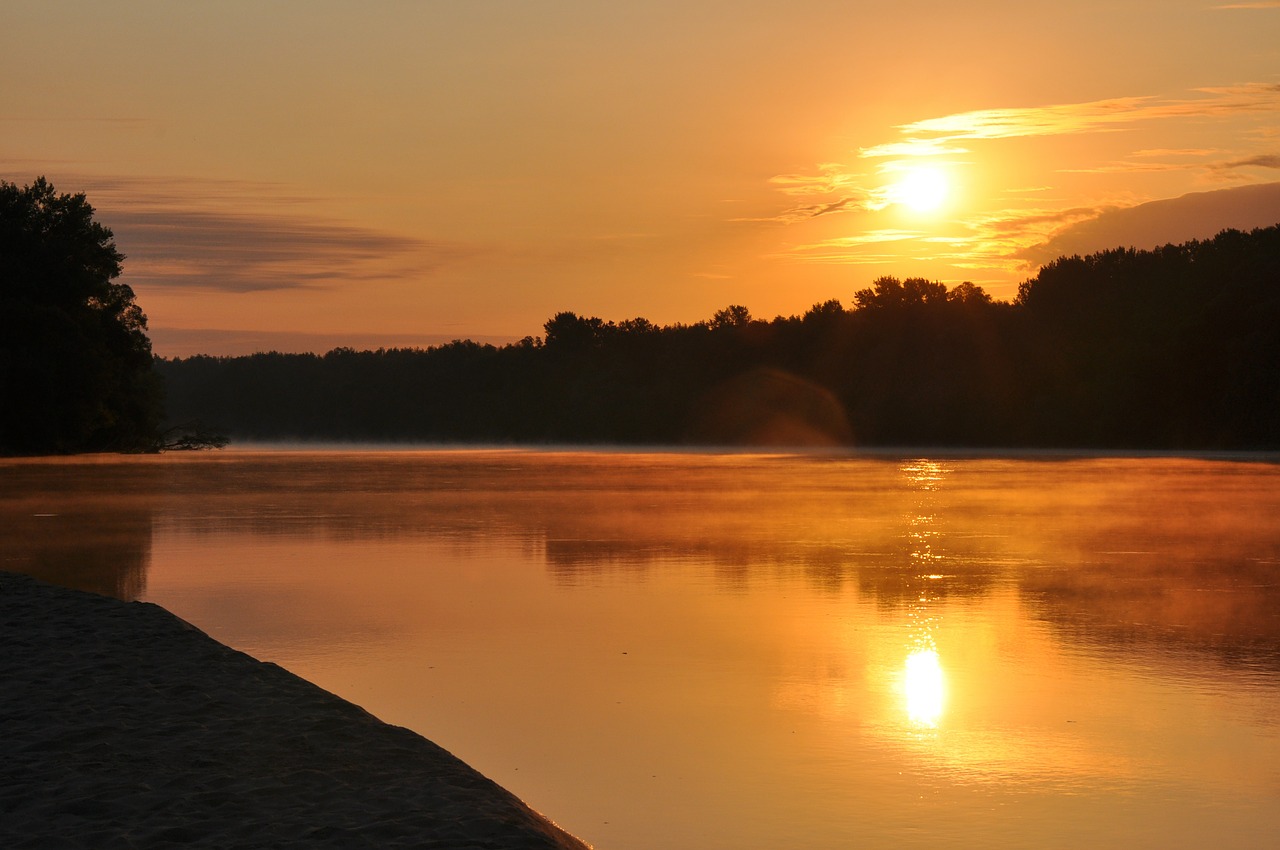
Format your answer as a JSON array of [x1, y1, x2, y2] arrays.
[[4, 0, 1280, 356]]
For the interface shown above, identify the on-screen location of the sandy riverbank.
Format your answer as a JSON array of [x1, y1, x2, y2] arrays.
[[0, 571, 592, 849]]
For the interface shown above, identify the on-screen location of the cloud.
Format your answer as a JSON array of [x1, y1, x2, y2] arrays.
[[757, 83, 1280, 229], [733, 196, 862, 224], [107, 207, 463, 293], [1131, 148, 1219, 158], [973, 205, 1110, 242], [3, 173, 473, 293], [1210, 2, 1280, 8], [777, 229, 929, 264], [891, 85, 1280, 145], [752, 82, 1280, 279], [859, 139, 969, 159], [1212, 153, 1280, 172], [768, 165, 863, 197], [920, 205, 1113, 273], [1059, 161, 1201, 174], [895, 97, 1151, 141], [1017, 182, 1280, 265]]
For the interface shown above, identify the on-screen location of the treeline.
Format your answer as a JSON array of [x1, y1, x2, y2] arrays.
[[158, 226, 1280, 450]]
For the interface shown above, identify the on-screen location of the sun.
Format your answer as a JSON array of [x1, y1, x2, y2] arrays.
[[904, 648, 945, 727], [889, 166, 949, 213]]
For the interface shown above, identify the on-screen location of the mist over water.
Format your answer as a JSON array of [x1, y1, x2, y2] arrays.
[[4, 449, 1279, 850]]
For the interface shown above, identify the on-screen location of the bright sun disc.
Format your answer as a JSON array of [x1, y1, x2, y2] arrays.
[[904, 648, 945, 726], [893, 167, 948, 213]]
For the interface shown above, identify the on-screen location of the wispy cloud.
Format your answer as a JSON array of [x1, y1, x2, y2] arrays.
[[947, 182, 1280, 269], [1131, 148, 1219, 158], [1059, 161, 1200, 174], [750, 82, 1280, 281], [859, 139, 969, 159], [109, 207, 462, 293], [1212, 153, 1280, 171], [27, 174, 476, 293], [965, 205, 1118, 266], [1210, 2, 1280, 8], [733, 196, 863, 224], [777, 229, 929, 264], [1158, 83, 1280, 116], [1016, 182, 1280, 264], [768, 164, 863, 197], [889, 85, 1280, 146], [893, 97, 1150, 141], [756, 85, 1280, 222]]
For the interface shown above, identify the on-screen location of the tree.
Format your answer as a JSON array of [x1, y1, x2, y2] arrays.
[[617, 316, 656, 335], [543, 311, 607, 351], [709, 304, 752, 329], [853, 276, 948, 310], [0, 177, 162, 454], [803, 299, 846, 323], [946, 281, 993, 305]]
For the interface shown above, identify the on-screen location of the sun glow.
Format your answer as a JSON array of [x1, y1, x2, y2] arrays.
[[889, 166, 950, 213], [904, 648, 946, 727]]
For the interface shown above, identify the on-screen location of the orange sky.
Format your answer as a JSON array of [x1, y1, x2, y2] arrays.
[[4, 1, 1280, 355]]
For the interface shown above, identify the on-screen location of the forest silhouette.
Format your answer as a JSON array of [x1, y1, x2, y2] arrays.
[[157, 225, 1280, 450], [1, 178, 163, 455]]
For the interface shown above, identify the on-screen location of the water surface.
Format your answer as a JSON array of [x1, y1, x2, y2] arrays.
[[3, 449, 1278, 849]]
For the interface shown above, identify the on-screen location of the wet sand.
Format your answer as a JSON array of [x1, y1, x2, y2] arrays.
[[0, 571, 592, 849]]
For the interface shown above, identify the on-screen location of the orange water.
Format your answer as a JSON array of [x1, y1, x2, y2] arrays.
[[5, 449, 1279, 849]]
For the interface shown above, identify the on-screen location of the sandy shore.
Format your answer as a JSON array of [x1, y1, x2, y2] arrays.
[[0, 571, 592, 849]]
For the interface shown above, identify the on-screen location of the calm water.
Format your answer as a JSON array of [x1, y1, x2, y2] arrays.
[[3, 449, 1279, 849]]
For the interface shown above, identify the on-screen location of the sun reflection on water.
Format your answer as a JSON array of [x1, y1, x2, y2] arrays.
[[899, 460, 950, 729], [904, 647, 945, 727]]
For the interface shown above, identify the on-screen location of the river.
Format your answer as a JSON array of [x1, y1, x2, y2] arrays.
[[3, 448, 1278, 849]]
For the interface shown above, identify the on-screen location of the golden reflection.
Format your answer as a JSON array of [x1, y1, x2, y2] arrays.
[[900, 458, 947, 490], [904, 647, 945, 727], [898, 459, 950, 729]]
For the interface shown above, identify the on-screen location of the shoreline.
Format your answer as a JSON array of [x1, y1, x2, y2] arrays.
[[0, 571, 592, 849]]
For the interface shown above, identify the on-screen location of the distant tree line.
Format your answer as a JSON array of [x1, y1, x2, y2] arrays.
[[157, 225, 1280, 450]]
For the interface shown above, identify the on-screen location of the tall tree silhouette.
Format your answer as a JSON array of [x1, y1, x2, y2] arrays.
[[0, 177, 162, 454]]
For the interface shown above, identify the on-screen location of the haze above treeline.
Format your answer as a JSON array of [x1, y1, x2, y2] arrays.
[[155, 225, 1280, 451]]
